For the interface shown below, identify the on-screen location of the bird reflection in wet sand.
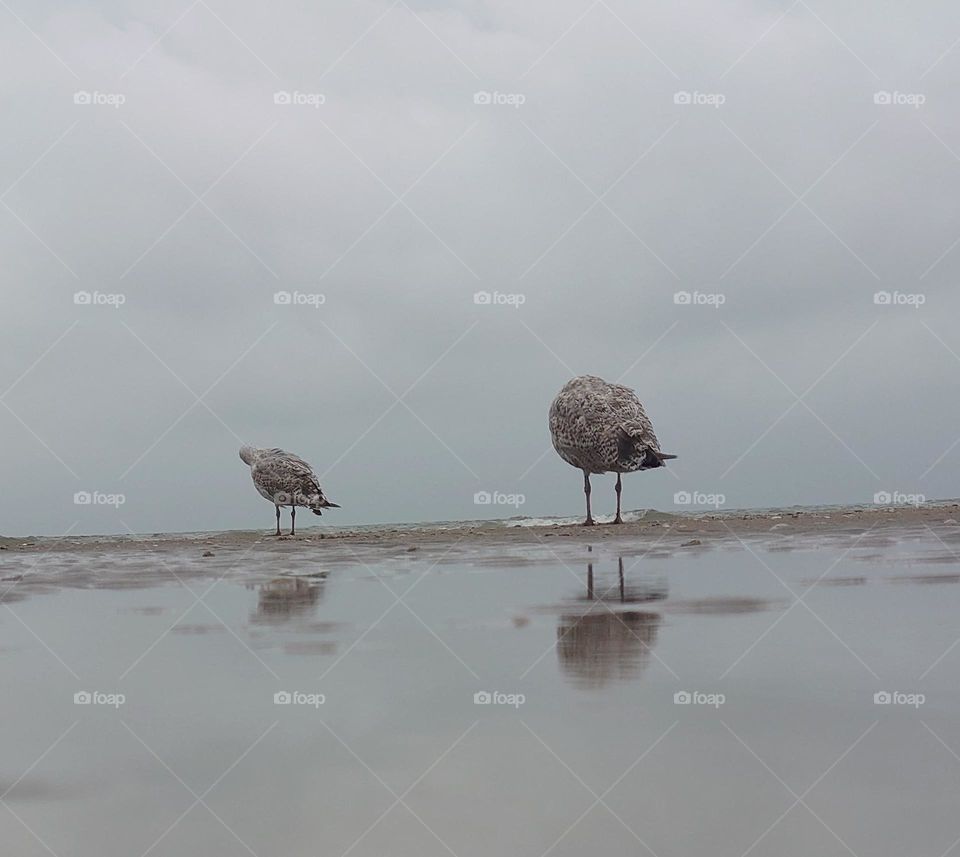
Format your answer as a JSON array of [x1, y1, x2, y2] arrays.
[[250, 576, 324, 624], [556, 557, 664, 689]]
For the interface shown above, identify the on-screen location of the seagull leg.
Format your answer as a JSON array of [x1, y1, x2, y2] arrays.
[[583, 471, 594, 526], [275, 505, 281, 537], [290, 505, 296, 536], [613, 474, 623, 524]]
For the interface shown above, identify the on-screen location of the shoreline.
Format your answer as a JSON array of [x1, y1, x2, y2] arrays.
[[3, 503, 958, 554]]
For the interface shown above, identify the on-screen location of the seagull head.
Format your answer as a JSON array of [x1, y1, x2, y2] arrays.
[[239, 445, 259, 466]]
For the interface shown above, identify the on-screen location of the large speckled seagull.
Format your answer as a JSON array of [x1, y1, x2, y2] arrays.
[[549, 376, 676, 526], [239, 446, 339, 536]]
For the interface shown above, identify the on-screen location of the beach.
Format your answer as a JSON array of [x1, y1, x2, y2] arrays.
[[0, 504, 958, 855], [6, 0, 959, 850], [4, 501, 958, 557]]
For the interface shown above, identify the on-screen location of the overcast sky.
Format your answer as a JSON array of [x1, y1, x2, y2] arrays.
[[2, 0, 960, 536]]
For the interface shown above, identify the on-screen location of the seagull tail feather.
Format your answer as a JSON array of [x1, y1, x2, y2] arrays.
[[311, 501, 340, 515]]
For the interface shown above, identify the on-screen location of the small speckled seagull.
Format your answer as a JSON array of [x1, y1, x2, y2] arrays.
[[239, 446, 340, 536], [549, 376, 676, 526]]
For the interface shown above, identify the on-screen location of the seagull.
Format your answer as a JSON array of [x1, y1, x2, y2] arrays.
[[549, 375, 676, 526], [239, 446, 340, 536]]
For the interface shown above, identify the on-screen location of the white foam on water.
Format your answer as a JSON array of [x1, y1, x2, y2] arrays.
[[507, 509, 654, 527]]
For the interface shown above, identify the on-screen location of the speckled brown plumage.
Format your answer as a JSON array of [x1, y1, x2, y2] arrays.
[[549, 376, 675, 525], [239, 446, 339, 535]]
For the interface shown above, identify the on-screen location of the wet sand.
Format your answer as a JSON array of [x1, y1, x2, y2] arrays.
[[3, 502, 959, 557], [0, 507, 958, 856]]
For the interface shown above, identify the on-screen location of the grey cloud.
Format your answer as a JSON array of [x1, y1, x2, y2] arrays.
[[2, 0, 959, 534]]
